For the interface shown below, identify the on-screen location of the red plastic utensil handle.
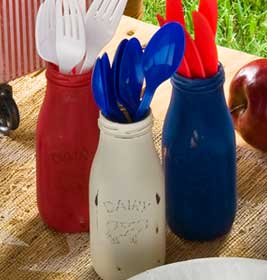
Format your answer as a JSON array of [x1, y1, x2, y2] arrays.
[[156, 14, 166, 26], [166, 0, 185, 27], [156, 14, 192, 78], [193, 11, 218, 77], [163, 0, 191, 77], [199, 0, 218, 35], [178, 58, 192, 78], [184, 31, 205, 78]]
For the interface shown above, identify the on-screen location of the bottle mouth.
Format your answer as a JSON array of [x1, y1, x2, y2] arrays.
[[98, 110, 153, 139], [45, 63, 92, 88], [172, 63, 225, 94]]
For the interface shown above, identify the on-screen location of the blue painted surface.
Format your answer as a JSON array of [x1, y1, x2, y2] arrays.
[[162, 65, 237, 241]]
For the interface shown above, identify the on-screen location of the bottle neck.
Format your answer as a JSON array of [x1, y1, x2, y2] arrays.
[[98, 111, 153, 139], [171, 63, 225, 96], [46, 63, 92, 88]]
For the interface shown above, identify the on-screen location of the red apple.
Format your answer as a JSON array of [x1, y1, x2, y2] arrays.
[[229, 59, 267, 152]]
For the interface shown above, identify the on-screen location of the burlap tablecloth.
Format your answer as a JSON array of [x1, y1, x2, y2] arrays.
[[1, 71, 267, 280]]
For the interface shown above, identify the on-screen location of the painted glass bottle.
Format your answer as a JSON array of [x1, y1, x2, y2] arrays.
[[162, 65, 237, 241], [90, 112, 165, 280], [36, 63, 99, 233]]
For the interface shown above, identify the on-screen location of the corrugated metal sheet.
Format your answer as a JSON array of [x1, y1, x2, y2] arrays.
[[0, 0, 45, 83]]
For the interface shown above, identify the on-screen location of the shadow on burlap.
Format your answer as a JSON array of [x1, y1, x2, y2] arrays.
[[0, 71, 267, 280]]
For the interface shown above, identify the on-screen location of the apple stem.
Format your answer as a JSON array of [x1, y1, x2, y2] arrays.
[[230, 104, 246, 114]]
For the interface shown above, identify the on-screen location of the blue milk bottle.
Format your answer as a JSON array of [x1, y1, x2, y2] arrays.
[[162, 64, 237, 241]]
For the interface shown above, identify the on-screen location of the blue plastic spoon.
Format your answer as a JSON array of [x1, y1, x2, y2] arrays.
[[119, 38, 144, 116], [101, 53, 126, 123], [112, 39, 128, 99], [112, 39, 133, 122], [135, 22, 185, 121], [92, 58, 108, 117]]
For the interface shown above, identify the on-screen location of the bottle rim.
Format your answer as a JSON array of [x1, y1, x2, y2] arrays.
[[171, 63, 225, 94], [98, 110, 153, 139], [46, 63, 92, 88]]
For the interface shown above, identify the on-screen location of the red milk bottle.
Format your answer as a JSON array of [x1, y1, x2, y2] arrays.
[[36, 63, 99, 232]]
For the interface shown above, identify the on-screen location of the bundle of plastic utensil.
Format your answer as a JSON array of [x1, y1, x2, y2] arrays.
[[35, 0, 127, 75], [157, 0, 218, 78], [92, 22, 185, 123]]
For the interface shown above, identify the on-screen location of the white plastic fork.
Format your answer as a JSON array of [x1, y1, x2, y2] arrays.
[[78, 0, 86, 16], [56, 0, 86, 74], [35, 0, 57, 64], [79, 0, 128, 74]]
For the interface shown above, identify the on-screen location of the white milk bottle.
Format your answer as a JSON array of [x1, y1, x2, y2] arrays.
[[90, 112, 166, 280]]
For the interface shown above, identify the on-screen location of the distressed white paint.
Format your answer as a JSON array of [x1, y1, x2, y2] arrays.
[[90, 113, 166, 280]]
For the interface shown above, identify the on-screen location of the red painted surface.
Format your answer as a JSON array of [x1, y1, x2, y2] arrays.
[[36, 63, 99, 233]]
